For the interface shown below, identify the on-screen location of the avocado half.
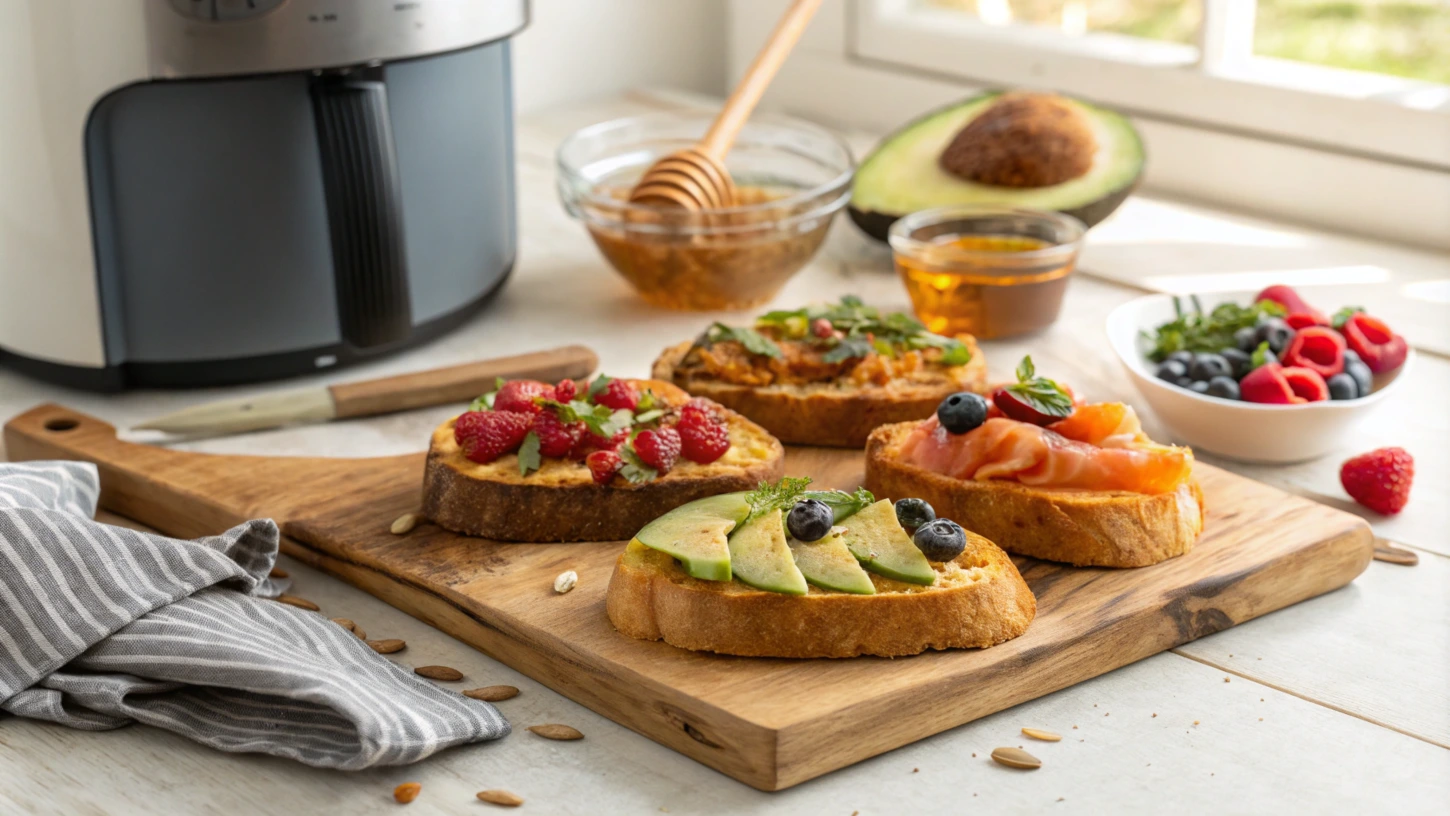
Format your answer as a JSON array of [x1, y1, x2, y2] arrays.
[[848, 92, 1144, 242]]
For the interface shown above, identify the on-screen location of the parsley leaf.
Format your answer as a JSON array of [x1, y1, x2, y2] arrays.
[[618, 446, 658, 484], [1004, 355, 1074, 418], [707, 323, 782, 358], [1331, 306, 1364, 329], [517, 432, 541, 476]]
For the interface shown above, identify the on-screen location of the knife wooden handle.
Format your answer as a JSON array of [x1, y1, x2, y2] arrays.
[[328, 345, 599, 419]]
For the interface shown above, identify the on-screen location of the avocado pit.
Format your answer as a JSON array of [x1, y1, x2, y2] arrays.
[[938, 93, 1097, 189]]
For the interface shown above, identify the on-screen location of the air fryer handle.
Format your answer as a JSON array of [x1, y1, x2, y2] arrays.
[[310, 73, 412, 349]]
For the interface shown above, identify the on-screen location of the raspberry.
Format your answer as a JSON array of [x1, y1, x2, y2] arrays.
[[1340, 447, 1414, 515], [554, 378, 578, 403], [679, 397, 717, 424], [532, 410, 584, 458], [586, 450, 623, 485], [678, 405, 731, 464], [453, 410, 531, 463], [593, 379, 639, 411], [571, 428, 628, 459], [493, 380, 554, 415], [632, 427, 680, 473]]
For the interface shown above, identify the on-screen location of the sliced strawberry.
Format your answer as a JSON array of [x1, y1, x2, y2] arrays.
[[1339, 313, 1408, 374], [1282, 326, 1346, 379], [1281, 366, 1329, 402]]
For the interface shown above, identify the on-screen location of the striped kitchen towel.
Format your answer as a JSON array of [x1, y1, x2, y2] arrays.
[[0, 461, 509, 768]]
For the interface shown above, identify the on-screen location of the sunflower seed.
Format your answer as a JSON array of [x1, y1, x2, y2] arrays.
[[391, 513, 418, 535], [367, 639, 406, 654], [275, 594, 319, 611], [464, 685, 520, 702], [990, 747, 1041, 770], [415, 665, 463, 682], [553, 570, 578, 594], [393, 782, 422, 803], [527, 724, 584, 741], [1021, 727, 1061, 742], [476, 789, 524, 807]]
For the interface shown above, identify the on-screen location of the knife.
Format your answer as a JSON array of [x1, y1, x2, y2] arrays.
[[131, 345, 599, 438]]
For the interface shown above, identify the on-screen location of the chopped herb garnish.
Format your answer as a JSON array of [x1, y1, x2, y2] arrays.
[[706, 323, 782, 358], [1144, 297, 1285, 361], [469, 376, 508, 411], [587, 375, 612, 399], [822, 336, 874, 363], [750, 296, 970, 366], [618, 446, 658, 484], [743, 477, 876, 524], [1004, 356, 1074, 419], [517, 431, 541, 476], [802, 487, 876, 523]]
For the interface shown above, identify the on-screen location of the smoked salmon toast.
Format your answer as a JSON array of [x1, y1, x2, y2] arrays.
[[865, 358, 1204, 567]]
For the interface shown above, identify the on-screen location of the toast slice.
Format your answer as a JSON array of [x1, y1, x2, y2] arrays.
[[652, 335, 988, 448], [422, 380, 785, 542], [865, 422, 1205, 567]]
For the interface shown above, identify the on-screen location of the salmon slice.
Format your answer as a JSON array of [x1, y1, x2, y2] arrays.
[[899, 406, 1193, 495]]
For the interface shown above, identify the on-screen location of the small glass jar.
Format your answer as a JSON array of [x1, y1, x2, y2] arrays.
[[889, 207, 1085, 339]]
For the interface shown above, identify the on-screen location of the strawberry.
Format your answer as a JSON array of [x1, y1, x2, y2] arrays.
[[493, 380, 554, 415], [1282, 326, 1346, 379], [554, 378, 578, 403], [532, 409, 584, 458], [1240, 363, 1328, 404], [679, 397, 717, 424], [586, 450, 623, 485], [1285, 312, 1329, 331], [571, 427, 628, 459], [678, 404, 730, 464], [1255, 285, 1324, 323], [453, 410, 531, 463], [632, 427, 681, 473], [1338, 313, 1409, 374], [593, 379, 639, 411], [1340, 447, 1414, 515]]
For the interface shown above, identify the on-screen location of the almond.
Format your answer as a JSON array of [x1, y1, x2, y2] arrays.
[[553, 570, 578, 594], [269, 567, 289, 579], [331, 617, 356, 633], [393, 782, 422, 803], [275, 594, 319, 611], [367, 639, 406, 654], [990, 747, 1041, 770], [391, 513, 418, 535], [527, 724, 584, 741], [464, 685, 520, 702], [415, 665, 463, 682], [352, 625, 367, 640], [476, 789, 524, 807], [1021, 727, 1061, 742]]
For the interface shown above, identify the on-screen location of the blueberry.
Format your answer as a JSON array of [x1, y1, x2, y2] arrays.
[[1189, 380, 1210, 394], [1345, 360, 1373, 396], [1327, 373, 1358, 400], [1234, 326, 1258, 352], [1189, 353, 1232, 381], [1206, 376, 1240, 400], [1220, 347, 1251, 379], [936, 391, 990, 435], [894, 498, 936, 532], [1254, 319, 1294, 354], [1342, 349, 1363, 366], [786, 499, 833, 542], [1174, 376, 1195, 388], [1156, 360, 1188, 382], [1166, 350, 1195, 366], [912, 519, 967, 562]]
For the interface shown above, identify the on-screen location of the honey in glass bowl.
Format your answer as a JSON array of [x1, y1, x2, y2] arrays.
[[889, 207, 1085, 339]]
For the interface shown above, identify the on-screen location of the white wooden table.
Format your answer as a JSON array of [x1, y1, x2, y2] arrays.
[[2, 92, 1447, 815]]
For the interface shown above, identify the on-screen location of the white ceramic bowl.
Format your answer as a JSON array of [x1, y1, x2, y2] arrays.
[[1107, 292, 1414, 464]]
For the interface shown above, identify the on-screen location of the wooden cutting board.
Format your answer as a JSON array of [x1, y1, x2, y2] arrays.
[[4, 403, 1373, 791]]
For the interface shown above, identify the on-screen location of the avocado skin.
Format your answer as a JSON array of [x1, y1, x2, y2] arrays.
[[848, 92, 1143, 242]]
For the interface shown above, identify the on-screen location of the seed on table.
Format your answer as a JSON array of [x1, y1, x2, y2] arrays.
[[1021, 727, 1061, 742], [415, 665, 464, 682], [553, 570, 578, 594], [393, 782, 422, 803], [269, 567, 289, 579], [391, 513, 418, 535], [990, 747, 1041, 770], [368, 639, 406, 654], [464, 685, 520, 702], [476, 789, 524, 807], [331, 617, 356, 633], [527, 724, 584, 741], [275, 594, 319, 611]]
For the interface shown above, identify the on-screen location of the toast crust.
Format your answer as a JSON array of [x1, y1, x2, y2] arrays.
[[606, 533, 1036, 658], [864, 422, 1204, 568], [652, 338, 988, 448], [422, 381, 785, 542]]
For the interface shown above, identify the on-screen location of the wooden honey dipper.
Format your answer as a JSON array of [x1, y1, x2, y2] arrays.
[[628, 0, 824, 210]]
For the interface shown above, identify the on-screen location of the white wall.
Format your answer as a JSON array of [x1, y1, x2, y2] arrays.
[[512, 0, 727, 115]]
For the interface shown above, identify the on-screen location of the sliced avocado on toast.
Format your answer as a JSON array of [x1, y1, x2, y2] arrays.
[[849, 91, 1144, 241], [728, 509, 810, 595], [633, 492, 749, 582], [790, 527, 876, 595], [839, 500, 938, 585]]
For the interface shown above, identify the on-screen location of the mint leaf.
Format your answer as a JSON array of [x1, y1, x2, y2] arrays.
[[597, 409, 634, 438], [1331, 306, 1364, 329], [587, 375, 612, 399], [1016, 355, 1037, 382], [1005, 355, 1073, 418], [633, 409, 664, 425], [707, 323, 782, 358], [618, 446, 658, 484], [517, 432, 541, 476], [470, 376, 509, 411], [802, 487, 875, 523]]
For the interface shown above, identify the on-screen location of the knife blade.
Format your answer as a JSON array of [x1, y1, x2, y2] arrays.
[[130, 345, 599, 438]]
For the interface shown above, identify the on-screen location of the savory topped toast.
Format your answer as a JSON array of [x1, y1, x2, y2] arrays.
[[865, 357, 1205, 567], [423, 376, 784, 542], [605, 479, 1036, 658], [652, 296, 988, 447]]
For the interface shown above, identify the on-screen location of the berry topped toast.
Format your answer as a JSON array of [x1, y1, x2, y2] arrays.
[[423, 376, 785, 542], [605, 478, 1036, 658], [865, 357, 1205, 567], [652, 296, 988, 447]]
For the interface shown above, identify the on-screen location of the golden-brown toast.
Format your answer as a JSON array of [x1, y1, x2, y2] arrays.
[[605, 532, 1036, 659], [864, 422, 1204, 567], [422, 380, 785, 542], [652, 336, 988, 448]]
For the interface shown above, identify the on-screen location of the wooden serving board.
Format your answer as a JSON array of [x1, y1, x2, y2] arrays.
[[5, 404, 1373, 791]]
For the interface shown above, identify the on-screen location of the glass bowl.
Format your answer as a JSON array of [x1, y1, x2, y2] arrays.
[[888, 206, 1085, 339], [557, 112, 854, 311]]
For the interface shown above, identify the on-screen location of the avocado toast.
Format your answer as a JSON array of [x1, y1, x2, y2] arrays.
[[605, 478, 1036, 658]]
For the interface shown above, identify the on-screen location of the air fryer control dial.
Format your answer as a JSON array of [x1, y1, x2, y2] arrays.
[[169, 0, 286, 21]]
